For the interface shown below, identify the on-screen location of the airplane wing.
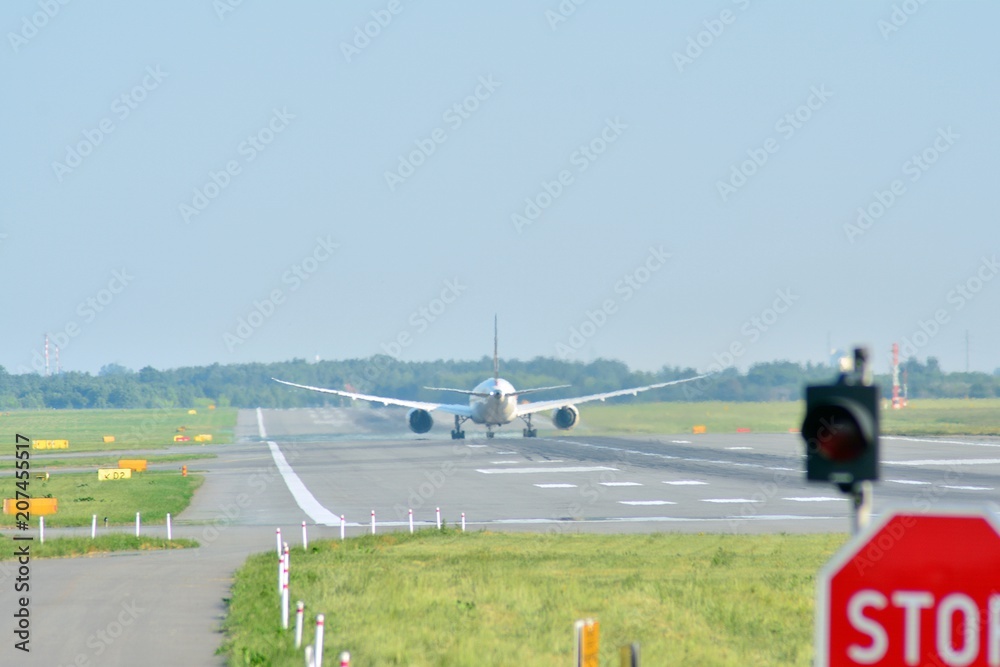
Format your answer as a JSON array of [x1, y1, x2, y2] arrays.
[[513, 373, 711, 416], [272, 378, 474, 417]]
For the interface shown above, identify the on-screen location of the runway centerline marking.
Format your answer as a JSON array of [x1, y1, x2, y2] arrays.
[[782, 497, 842, 502], [535, 483, 577, 489], [476, 466, 619, 475], [702, 498, 762, 504], [664, 480, 707, 486], [887, 479, 931, 485], [726, 446, 752, 450], [942, 485, 994, 491], [256, 407, 267, 439], [600, 482, 642, 487], [884, 436, 1000, 448], [619, 500, 676, 506]]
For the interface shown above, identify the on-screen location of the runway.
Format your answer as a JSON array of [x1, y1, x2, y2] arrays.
[[258, 407, 1000, 535]]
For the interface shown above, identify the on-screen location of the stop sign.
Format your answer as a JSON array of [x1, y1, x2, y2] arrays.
[[817, 506, 1000, 666]]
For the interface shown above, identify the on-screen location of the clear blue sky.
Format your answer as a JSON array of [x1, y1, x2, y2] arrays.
[[3, 1, 998, 377]]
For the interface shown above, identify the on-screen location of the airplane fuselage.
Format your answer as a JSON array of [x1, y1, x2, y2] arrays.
[[469, 378, 518, 426]]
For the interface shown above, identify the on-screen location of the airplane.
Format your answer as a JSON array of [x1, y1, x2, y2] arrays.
[[272, 318, 708, 439]]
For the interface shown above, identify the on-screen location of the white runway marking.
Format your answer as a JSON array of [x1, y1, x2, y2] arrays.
[[671, 440, 691, 444], [600, 482, 642, 487], [466, 444, 488, 448], [886, 458, 1000, 466], [256, 407, 267, 439], [535, 483, 577, 489], [942, 485, 994, 491], [266, 441, 342, 526], [496, 451, 518, 454], [491, 460, 521, 464], [887, 479, 931, 485], [726, 446, 752, 450], [884, 436, 1000, 448], [476, 466, 619, 475], [619, 500, 676, 506], [664, 480, 707, 486], [782, 497, 842, 502], [701, 498, 762, 504]]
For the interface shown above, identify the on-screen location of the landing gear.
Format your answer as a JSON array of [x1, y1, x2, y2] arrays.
[[486, 428, 495, 439], [520, 414, 537, 438], [451, 415, 466, 440]]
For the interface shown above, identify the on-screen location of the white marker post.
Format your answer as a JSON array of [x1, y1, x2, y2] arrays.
[[283, 543, 290, 590], [339, 650, 351, 666], [39, 516, 44, 544], [461, 512, 466, 532], [276, 527, 282, 557], [302, 520, 308, 550], [305, 646, 314, 667], [91, 514, 97, 539], [167, 513, 172, 541], [315, 614, 325, 667], [281, 581, 289, 629], [278, 549, 285, 596], [294, 601, 305, 648], [436, 507, 441, 529], [135, 512, 141, 537], [370, 510, 375, 535], [340, 515, 345, 540], [408, 508, 414, 534]]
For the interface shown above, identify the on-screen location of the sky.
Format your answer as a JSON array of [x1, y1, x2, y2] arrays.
[[2, 1, 999, 378]]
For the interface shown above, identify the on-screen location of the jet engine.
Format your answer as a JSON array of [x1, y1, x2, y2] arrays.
[[407, 408, 434, 434], [551, 405, 579, 430]]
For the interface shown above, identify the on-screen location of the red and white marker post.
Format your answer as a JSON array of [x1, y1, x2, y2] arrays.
[[340, 515, 345, 540], [817, 506, 1000, 667], [295, 601, 304, 648], [370, 510, 376, 535], [302, 520, 308, 550], [276, 527, 282, 557], [409, 508, 414, 534], [436, 507, 441, 529], [461, 512, 466, 532], [315, 614, 325, 667]]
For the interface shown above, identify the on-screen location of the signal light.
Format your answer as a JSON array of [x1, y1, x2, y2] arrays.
[[802, 381, 879, 493]]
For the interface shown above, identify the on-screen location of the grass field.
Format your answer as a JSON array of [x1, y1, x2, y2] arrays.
[[0, 534, 198, 560], [576, 398, 1000, 436], [0, 407, 237, 452], [222, 530, 847, 666], [0, 470, 203, 527], [0, 452, 217, 470]]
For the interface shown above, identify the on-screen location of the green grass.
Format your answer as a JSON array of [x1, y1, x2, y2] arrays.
[[0, 534, 198, 559], [222, 530, 846, 666], [0, 470, 203, 527], [0, 407, 237, 452], [576, 398, 1000, 436]]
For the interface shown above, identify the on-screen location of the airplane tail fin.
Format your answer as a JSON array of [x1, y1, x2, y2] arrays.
[[493, 315, 499, 380]]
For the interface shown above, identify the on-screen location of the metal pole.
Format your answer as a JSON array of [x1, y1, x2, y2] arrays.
[[851, 481, 873, 535]]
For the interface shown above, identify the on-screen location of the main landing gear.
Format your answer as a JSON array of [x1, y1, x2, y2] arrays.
[[451, 415, 467, 440], [520, 414, 537, 438]]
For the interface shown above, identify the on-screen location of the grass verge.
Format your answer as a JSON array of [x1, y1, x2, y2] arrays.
[[575, 398, 1000, 435], [0, 452, 217, 470], [0, 407, 237, 452], [222, 530, 846, 666], [0, 534, 198, 559], [0, 470, 203, 527]]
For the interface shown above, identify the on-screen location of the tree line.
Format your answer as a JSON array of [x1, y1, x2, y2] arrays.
[[0, 356, 996, 410]]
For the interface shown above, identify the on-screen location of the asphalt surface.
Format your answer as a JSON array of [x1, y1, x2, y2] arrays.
[[2, 406, 998, 665]]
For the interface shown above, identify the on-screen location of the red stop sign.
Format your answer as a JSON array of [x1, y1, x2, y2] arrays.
[[817, 507, 1000, 666]]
